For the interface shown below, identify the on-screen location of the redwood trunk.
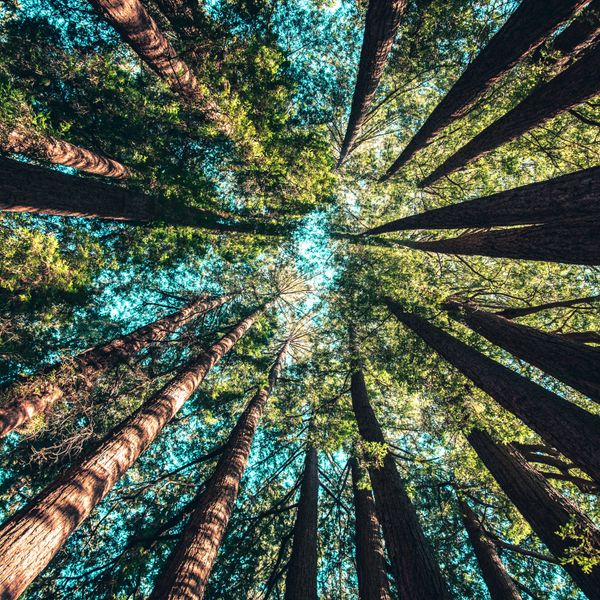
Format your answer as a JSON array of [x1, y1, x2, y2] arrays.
[[337, 0, 408, 165], [495, 295, 600, 319], [382, 0, 589, 179], [419, 43, 600, 187], [385, 301, 600, 483], [284, 445, 319, 600], [0, 295, 229, 437], [467, 428, 600, 599], [0, 305, 265, 599]]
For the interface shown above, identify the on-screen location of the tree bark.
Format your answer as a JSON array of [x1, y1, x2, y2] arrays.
[[560, 331, 600, 345], [385, 301, 600, 484], [150, 342, 288, 600], [366, 166, 600, 234], [419, 43, 600, 187], [0, 304, 266, 599], [337, 0, 408, 165], [494, 295, 600, 319], [284, 445, 319, 600], [350, 457, 393, 600], [457, 497, 522, 600], [467, 428, 600, 599], [0, 295, 229, 438], [381, 0, 589, 180]]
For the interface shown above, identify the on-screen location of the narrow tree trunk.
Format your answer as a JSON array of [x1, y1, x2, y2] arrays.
[[350, 457, 393, 600], [560, 331, 600, 345], [495, 295, 600, 319], [337, 0, 408, 165], [446, 300, 600, 403], [0, 295, 229, 438], [385, 301, 600, 483], [467, 428, 600, 599], [457, 497, 522, 600], [284, 445, 319, 600], [419, 43, 600, 187], [0, 304, 266, 599], [150, 342, 289, 600], [366, 166, 600, 234], [381, 0, 589, 179]]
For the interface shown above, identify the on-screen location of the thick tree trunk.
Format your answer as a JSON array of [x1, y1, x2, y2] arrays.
[[458, 497, 522, 600], [150, 343, 288, 600], [419, 43, 600, 187], [350, 457, 393, 600], [0, 295, 229, 438], [385, 301, 600, 483], [337, 0, 408, 165], [446, 300, 600, 403], [495, 295, 600, 319], [0, 304, 265, 599], [381, 0, 589, 180], [467, 428, 600, 599], [284, 445, 319, 600], [351, 366, 451, 599], [366, 166, 600, 234]]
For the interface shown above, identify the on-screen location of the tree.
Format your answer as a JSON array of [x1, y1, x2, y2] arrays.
[[494, 294, 600, 319]]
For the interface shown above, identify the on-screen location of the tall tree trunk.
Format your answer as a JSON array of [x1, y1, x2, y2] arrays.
[[0, 304, 266, 599], [457, 497, 522, 600], [399, 218, 600, 265], [446, 300, 600, 403], [419, 43, 600, 187], [467, 428, 600, 599], [385, 301, 600, 483], [561, 331, 600, 345], [337, 0, 408, 165], [284, 445, 319, 600], [150, 342, 289, 600], [351, 365, 451, 599], [495, 295, 600, 319], [381, 0, 589, 180], [366, 166, 600, 234], [350, 457, 393, 600], [0, 295, 229, 438]]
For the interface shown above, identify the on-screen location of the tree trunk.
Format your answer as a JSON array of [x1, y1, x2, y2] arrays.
[[337, 0, 408, 165], [399, 218, 600, 265], [150, 342, 288, 600], [0, 304, 265, 599], [457, 497, 522, 600], [467, 428, 600, 599], [381, 0, 589, 180], [350, 457, 393, 600], [351, 366, 451, 599], [0, 295, 229, 438], [419, 43, 600, 187], [560, 331, 600, 345], [446, 300, 600, 403], [385, 301, 600, 484], [366, 166, 600, 234], [494, 295, 600, 319], [284, 445, 319, 600]]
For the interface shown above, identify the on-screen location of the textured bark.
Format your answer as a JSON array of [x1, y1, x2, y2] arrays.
[[495, 295, 600, 319], [350, 458, 393, 600], [467, 428, 600, 599], [561, 331, 600, 345], [385, 301, 600, 484], [458, 498, 522, 600], [382, 0, 589, 179], [0, 305, 265, 599], [419, 43, 600, 187], [337, 0, 408, 165], [0, 295, 229, 438], [351, 366, 451, 599], [366, 166, 600, 234], [284, 445, 319, 600], [150, 343, 288, 600]]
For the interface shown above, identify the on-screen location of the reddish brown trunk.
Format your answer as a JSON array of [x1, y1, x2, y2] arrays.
[[338, 0, 408, 165], [385, 301, 600, 483], [382, 0, 589, 179], [0, 305, 265, 599], [0, 295, 229, 438], [420, 43, 600, 187], [351, 458, 393, 600], [495, 295, 600, 319], [150, 343, 288, 600], [458, 498, 522, 600], [467, 428, 600, 599]]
